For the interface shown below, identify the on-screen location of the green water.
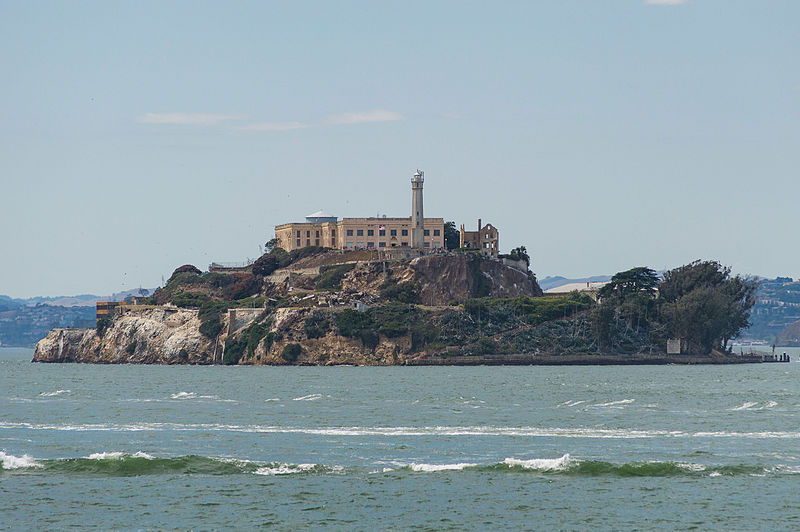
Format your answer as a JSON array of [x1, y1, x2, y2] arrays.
[[3, 347, 800, 530]]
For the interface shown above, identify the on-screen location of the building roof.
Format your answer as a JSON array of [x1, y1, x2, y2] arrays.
[[306, 210, 336, 219], [544, 281, 608, 294]]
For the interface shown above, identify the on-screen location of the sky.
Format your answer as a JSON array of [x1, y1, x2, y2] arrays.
[[1, 0, 798, 298]]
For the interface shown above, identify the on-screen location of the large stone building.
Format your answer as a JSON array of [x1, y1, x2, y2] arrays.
[[274, 170, 445, 252], [459, 219, 500, 258]]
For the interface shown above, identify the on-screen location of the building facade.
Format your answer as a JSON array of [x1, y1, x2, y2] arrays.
[[459, 219, 500, 258], [274, 170, 444, 252]]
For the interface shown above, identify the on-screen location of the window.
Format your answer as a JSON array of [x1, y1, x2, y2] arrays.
[[296, 230, 300, 237], [390, 229, 397, 236], [379, 242, 386, 247], [357, 229, 364, 236], [367, 229, 374, 236], [296, 239, 300, 247], [433, 229, 440, 236], [433, 241, 440, 248], [306, 239, 311, 246], [315, 230, 319, 238], [424, 229, 430, 236], [485, 233, 490, 239], [346, 242, 354, 248], [367, 242, 375, 248], [331, 230, 336, 238], [379, 229, 385, 236], [401, 241, 408, 247], [484, 242, 489, 248], [347, 229, 353, 236], [401, 229, 408, 236], [315, 239, 319, 246], [356, 242, 364, 248], [424, 242, 430, 248], [306, 230, 310, 237]]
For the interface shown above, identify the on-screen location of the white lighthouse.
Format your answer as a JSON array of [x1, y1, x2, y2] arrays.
[[411, 169, 424, 249]]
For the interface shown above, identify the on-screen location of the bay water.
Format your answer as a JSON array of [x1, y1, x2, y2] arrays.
[[3, 346, 800, 530]]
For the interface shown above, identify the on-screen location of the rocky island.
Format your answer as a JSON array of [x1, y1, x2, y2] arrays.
[[34, 246, 764, 366]]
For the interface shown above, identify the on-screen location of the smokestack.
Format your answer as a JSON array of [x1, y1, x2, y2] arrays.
[[478, 218, 481, 231]]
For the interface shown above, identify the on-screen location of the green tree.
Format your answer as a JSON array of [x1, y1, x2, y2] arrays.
[[509, 246, 530, 267], [264, 238, 280, 254], [598, 267, 659, 301], [444, 221, 460, 250], [659, 260, 757, 352]]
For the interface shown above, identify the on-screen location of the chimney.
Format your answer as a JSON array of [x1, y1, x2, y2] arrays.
[[478, 218, 481, 231]]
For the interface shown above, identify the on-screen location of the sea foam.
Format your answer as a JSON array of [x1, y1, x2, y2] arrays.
[[0, 451, 41, 469], [39, 390, 71, 397], [503, 453, 572, 471], [86, 451, 154, 460]]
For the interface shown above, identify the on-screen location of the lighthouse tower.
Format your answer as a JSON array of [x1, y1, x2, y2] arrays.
[[411, 169, 424, 249]]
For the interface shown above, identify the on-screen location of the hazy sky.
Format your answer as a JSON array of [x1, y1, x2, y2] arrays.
[[2, 1, 798, 298]]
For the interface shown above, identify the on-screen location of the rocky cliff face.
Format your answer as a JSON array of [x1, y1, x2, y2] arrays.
[[33, 254, 543, 365], [34, 307, 216, 364]]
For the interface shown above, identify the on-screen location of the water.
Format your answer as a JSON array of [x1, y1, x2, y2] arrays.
[[3, 346, 800, 530]]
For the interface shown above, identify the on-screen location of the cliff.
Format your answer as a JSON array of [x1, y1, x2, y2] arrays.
[[32, 253, 548, 365], [34, 307, 215, 364]]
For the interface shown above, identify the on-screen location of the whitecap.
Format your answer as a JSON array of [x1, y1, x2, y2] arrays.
[[709, 471, 722, 477], [409, 462, 477, 472], [0, 451, 42, 469], [677, 462, 707, 472], [293, 394, 323, 401], [559, 400, 587, 407], [39, 390, 71, 397], [730, 402, 758, 411], [503, 453, 571, 471], [264, 398, 281, 402], [170, 392, 222, 400], [87, 451, 153, 460], [254, 463, 319, 475], [592, 399, 635, 408]]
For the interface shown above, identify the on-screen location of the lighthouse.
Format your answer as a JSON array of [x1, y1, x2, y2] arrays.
[[411, 170, 424, 249]]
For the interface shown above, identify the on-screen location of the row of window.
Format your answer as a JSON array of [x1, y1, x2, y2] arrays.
[[346, 241, 441, 249], [344, 228, 441, 237], [296, 230, 337, 239]]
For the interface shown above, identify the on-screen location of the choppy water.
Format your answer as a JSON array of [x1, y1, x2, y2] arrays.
[[3, 346, 800, 530]]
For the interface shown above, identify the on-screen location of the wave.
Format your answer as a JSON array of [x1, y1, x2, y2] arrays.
[[0, 451, 41, 469], [592, 399, 635, 408], [730, 401, 778, 411], [1, 451, 795, 478], [0, 452, 336, 477], [39, 390, 71, 397], [5, 421, 800, 440], [293, 394, 324, 401]]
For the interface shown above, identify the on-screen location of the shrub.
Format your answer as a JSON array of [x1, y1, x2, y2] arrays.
[[282, 343, 302, 362], [288, 246, 329, 262], [316, 263, 355, 290], [221, 273, 260, 300], [252, 254, 280, 277], [96, 315, 112, 337], [335, 309, 374, 337], [475, 336, 497, 354], [304, 311, 330, 339], [368, 303, 423, 338], [172, 292, 211, 308], [359, 329, 380, 350], [173, 264, 202, 276], [198, 300, 230, 338], [380, 280, 420, 304], [126, 340, 137, 356], [203, 272, 236, 288]]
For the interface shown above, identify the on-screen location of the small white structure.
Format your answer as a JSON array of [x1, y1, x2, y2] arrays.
[[350, 301, 367, 313]]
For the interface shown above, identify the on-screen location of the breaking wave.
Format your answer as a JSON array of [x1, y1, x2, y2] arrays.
[[0, 451, 795, 478], [39, 390, 71, 397]]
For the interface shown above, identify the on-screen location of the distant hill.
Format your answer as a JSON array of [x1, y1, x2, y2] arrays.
[[740, 277, 800, 344], [0, 288, 157, 347], [538, 275, 612, 292]]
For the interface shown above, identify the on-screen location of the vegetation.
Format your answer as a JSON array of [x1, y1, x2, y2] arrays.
[[304, 311, 330, 338], [316, 263, 355, 290], [281, 343, 302, 362], [444, 221, 460, 250], [379, 280, 420, 304], [223, 322, 273, 365]]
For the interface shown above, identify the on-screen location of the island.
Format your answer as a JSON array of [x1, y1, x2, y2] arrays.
[[33, 170, 766, 366]]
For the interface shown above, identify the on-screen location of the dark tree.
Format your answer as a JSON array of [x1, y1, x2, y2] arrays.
[[252, 254, 280, 277], [598, 267, 659, 301], [509, 246, 530, 267], [264, 238, 280, 254], [444, 221, 460, 250], [172, 264, 201, 276], [659, 260, 757, 352]]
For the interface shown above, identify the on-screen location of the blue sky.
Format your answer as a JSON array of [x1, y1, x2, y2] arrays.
[[1, 0, 798, 297]]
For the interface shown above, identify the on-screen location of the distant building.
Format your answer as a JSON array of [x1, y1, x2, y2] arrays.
[[459, 219, 500, 258], [274, 170, 444, 252]]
